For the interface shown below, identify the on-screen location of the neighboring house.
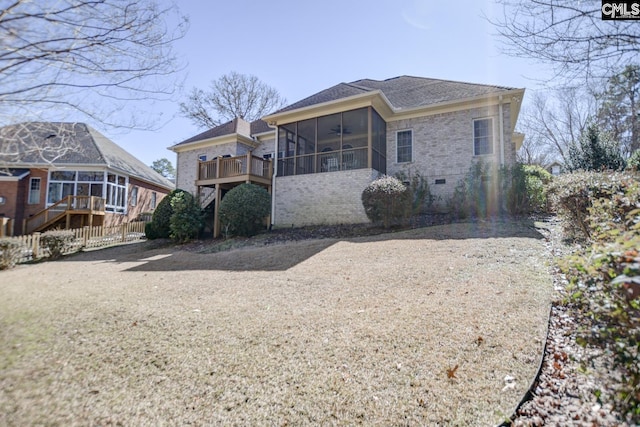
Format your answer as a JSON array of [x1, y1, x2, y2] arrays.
[[170, 76, 525, 237], [0, 122, 174, 236], [548, 161, 563, 176]]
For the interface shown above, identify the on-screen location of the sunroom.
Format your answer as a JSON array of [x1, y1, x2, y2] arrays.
[[275, 107, 387, 176]]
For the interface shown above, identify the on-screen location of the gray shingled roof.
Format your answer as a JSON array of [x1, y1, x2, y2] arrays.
[[274, 75, 517, 114], [175, 118, 241, 146], [171, 76, 519, 146], [0, 122, 174, 190], [173, 118, 272, 147]]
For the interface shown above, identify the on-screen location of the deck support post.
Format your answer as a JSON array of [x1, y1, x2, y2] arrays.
[[213, 184, 222, 238]]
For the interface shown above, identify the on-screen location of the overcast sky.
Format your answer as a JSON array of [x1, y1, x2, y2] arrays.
[[111, 0, 550, 166]]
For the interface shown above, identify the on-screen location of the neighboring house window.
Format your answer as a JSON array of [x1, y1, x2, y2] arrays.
[[473, 118, 494, 156], [396, 130, 412, 163], [0, 195, 6, 205], [130, 187, 138, 207], [199, 154, 207, 161], [106, 173, 127, 213], [151, 192, 157, 209], [28, 178, 41, 204]]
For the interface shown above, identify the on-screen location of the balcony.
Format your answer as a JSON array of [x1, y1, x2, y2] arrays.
[[197, 153, 273, 187]]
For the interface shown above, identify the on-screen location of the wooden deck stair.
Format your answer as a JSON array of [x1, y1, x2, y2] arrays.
[[25, 196, 106, 234]]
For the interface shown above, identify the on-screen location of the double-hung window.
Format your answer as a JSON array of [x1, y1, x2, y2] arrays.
[[396, 130, 413, 163], [28, 178, 41, 204], [473, 118, 494, 156]]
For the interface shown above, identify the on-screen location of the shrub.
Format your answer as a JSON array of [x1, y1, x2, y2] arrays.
[[0, 239, 22, 270], [218, 184, 271, 237], [547, 171, 640, 240], [144, 222, 159, 240], [628, 150, 640, 171], [562, 201, 640, 420], [450, 161, 551, 218], [566, 123, 626, 172], [361, 175, 410, 228], [169, 191, 203, 243], [448, 161, 499, 218], [395, 171, 434, 215], [41, 230, 76, 259], [148, 189, 186, 239]]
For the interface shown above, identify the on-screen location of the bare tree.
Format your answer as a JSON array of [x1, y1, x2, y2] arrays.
[[0, 0, 188, 128], [492, 1, 640, 82], [180, 71, 287, 129], [518, 87, 596, 164]]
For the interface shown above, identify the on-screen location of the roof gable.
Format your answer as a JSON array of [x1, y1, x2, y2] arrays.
[[0, 122, 173, 190]]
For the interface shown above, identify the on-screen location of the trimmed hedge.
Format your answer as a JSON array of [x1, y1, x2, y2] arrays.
[[218, 184, 271, 237], [0, 239, 22, 270], [361, 176, 410, 228]]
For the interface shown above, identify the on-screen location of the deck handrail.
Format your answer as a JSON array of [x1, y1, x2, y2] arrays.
[[198, 153, 273, 181], [25, 195, 105, 234]]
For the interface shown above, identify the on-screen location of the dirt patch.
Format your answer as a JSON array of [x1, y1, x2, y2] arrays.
[[0, 220, 553, 426]]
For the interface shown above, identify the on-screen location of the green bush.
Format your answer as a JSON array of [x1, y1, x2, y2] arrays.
[[503, 164, 552, 214], [148, 189, 186, 239], [169, 191, 203, 243], [361, 175, 410, 228], [395, 171, 434, 215], [218, 184, 271, 237], [450, 161, 553, 218], [547, 171, 640, 240], [41, 230, 76, 259], [561, 184, 640, 420], [0, 239, 22, 270], [566, 123, 626, 172], [448, 161, 501, 218], [144, 222, 159, 240], [628, 150, 640, 171]]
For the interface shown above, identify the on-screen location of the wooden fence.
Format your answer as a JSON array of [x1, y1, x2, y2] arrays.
[[1, 221, 147, 264]]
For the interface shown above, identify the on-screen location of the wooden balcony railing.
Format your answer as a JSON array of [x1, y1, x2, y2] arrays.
[[25, 195, 105, 234], [198, 153, 273, 182]]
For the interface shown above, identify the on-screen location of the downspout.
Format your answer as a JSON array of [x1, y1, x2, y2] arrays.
[[499, 95, 505, 166], [271, 125, 278, 228]]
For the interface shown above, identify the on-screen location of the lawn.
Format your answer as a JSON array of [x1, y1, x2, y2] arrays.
[[0, 220, 553, 426]]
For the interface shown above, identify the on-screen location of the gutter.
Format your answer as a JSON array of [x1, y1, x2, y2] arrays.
[[499, 95, 505, 166], [270, 125, 278, 228]]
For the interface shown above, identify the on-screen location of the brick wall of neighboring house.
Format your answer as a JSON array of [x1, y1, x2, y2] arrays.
[[104, 177, 170, 226], [386, 104, 514, 209], [274, 168, 378, 228], [0, 179, 21, 235], [21, 169, 49, 232]]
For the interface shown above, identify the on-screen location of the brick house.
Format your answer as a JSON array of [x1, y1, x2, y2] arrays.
[[0, 122, 174, 236], [170, 76, 525, 236]]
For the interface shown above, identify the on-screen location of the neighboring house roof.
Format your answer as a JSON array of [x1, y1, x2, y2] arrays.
[[0, 168, 30, 180], [0, 122, 174, 190], [274, 75, 517, 114]]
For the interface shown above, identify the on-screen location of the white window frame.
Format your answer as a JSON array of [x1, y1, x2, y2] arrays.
[[151, 192, 157, 209], [130, 186, 138, 207], [396, 129, 413, 163], [28, 177, 41, 204], [473, 117, 494, 156]]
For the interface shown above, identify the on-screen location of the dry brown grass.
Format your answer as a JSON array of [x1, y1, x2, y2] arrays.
[[0, 220, 553, 426]]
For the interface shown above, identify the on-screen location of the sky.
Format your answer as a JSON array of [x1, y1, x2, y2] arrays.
[[110, 0, 551, 168]]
